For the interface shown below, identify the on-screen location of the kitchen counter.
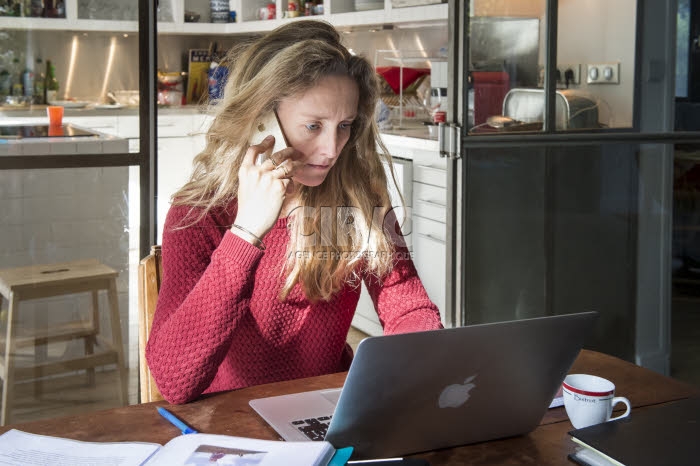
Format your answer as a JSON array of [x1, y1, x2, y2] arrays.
[[0, 105, 439, 159], [0, 104, 213, 119], [0, 123, 128, 156], [379, 120, 440, 155]]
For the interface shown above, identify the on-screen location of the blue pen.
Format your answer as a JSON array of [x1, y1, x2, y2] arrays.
[[157, 407, 198, 434]]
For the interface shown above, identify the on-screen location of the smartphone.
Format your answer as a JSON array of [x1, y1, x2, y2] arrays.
[[250, 111, 289, 165]]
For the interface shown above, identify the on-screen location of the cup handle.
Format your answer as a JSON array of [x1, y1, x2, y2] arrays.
[[609, 396, 631, 421]]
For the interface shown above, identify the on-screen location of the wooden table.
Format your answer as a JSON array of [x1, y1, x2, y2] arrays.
[[0, 350, 698, 465]]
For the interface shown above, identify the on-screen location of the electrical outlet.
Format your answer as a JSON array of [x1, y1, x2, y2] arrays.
[[537, 64, 581, 87], [558, 64, 580, 86], [586, 62, 620, 84]]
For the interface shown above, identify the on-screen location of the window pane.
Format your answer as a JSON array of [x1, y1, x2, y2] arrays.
[[0, 166, 140, 423], [468, 0, 547, 133], [468, 0, 638, 133], [677, 0, 690, 99], [0, 20, 140, 152], [555, 0, 637, 130], [673, 143, 700, 385], [464, 142, 673, 372]]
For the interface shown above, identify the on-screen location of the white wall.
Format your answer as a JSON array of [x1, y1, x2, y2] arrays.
[[557, 0, 637, 127]]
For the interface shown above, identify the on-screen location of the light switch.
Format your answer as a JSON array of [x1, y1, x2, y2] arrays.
[[588, 67, 599, 81], [586, 62, 620, 84]]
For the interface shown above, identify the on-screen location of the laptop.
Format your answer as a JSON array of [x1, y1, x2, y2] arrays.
[[250, 311, 598, 459]]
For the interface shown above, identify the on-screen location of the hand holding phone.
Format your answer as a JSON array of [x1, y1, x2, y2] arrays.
[[249, 111, 289, 165], [235, 111, 294, 241]]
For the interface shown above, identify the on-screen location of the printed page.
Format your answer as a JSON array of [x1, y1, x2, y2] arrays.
[[0, 429, 160, 466], [147, 433, 335, 466]]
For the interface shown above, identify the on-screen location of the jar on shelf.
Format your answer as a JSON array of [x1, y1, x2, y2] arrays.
[[209, 0, 229, 23], [287, 0, 300, 18], [258, 3, 275, 20]]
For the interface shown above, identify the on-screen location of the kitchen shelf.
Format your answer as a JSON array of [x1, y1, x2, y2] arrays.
[[0, 2, 447, 35], [376, 50, 446, 129]]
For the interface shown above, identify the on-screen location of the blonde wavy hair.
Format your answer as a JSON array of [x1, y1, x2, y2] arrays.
[[173, 20, 402, 302]]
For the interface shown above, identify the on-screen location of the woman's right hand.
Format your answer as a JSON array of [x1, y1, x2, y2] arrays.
[[233, 135, 301, 240]]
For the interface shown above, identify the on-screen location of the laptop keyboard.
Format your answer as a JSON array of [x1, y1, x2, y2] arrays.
[[291, 415, 333, 441]]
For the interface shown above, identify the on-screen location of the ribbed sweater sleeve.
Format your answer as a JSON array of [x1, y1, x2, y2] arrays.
[[146, 204, 263, 403], [366, 244, 443, 334], [366, 212, 443, 334]]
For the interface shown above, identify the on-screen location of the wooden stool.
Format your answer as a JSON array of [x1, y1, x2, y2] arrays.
[[0, 259, 128, 425]]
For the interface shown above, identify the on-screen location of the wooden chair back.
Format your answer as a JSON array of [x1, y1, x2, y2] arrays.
[[138, 245, 164, 403]]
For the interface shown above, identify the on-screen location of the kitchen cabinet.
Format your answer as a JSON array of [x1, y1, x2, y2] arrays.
[[1, 0, 447, 34], [155, 112, 214, 242], [351, 134, 447, 336], [403, 141, 447, 325], [156, 135, 196, 242]]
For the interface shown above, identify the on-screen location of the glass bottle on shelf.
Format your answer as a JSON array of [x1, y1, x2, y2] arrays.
[[44, 0, 59, 18], [45, 60, 59, 103], [34, 58, 45, 104], [10, 58, 23, 97], [22, 66, 34, 99], [30, 0, 44, 17]]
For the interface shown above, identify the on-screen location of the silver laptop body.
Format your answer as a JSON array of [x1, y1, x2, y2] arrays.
[[249, 311, 598, 459]]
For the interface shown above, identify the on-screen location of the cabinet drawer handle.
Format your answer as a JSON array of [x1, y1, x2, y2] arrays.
[[417, 233, 445, 244], [416, 198, 446, 208], [415, 164, 445, 172], [157, 123, 176, 127]]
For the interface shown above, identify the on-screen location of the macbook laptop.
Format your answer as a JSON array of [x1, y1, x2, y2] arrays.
[[250, 311, 598, 459]]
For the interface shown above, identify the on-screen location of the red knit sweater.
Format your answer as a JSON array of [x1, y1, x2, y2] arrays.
[[146, 202, 442, 404]]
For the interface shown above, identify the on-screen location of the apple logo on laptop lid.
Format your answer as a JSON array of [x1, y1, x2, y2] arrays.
[[438, 375, 478, 409]]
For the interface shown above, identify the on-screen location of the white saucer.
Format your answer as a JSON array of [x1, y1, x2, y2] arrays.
[[93, 103, 126, 109]]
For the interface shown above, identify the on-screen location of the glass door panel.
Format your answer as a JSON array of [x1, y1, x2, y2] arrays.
[[672, 143, 700, 387], [0, 0, 146, 423], [458, 2, 693, 382], [468, 0, 546, 133], [464, 142, 645, 363], [555, 0, 637, 130], [0, 166, 139, 423]]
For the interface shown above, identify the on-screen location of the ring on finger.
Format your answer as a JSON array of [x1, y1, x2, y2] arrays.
[[276, 164, 290, 178], [268, 156, 279, 167]]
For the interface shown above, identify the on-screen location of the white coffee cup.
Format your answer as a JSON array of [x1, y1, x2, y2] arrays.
[[562, 374, 631, 429]]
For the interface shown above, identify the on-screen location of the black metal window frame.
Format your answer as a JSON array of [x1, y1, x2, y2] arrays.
[[458, 0, 700, 149]]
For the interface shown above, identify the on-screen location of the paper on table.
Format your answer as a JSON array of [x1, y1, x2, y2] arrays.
[[0, 429, 338, 466], [549, 395, 564, 408], [548, 384, 565, 408], [0, 429, 160, 465], [147, 433, 336, 466]]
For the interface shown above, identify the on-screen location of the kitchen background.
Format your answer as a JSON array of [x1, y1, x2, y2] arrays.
[[1, 0, 635, 128], [0, 0, 698, 426]]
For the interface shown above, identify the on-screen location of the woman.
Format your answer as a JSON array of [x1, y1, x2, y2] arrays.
[[146, 20, 442, 404]]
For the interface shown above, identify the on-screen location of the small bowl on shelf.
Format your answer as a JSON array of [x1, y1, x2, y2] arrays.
[[3, 95, 31, 107], [184, 11, 200, 22]]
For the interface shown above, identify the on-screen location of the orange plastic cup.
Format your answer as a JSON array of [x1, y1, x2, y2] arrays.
[[48, 125, 64, 137], [47, 105, 64, 127]]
